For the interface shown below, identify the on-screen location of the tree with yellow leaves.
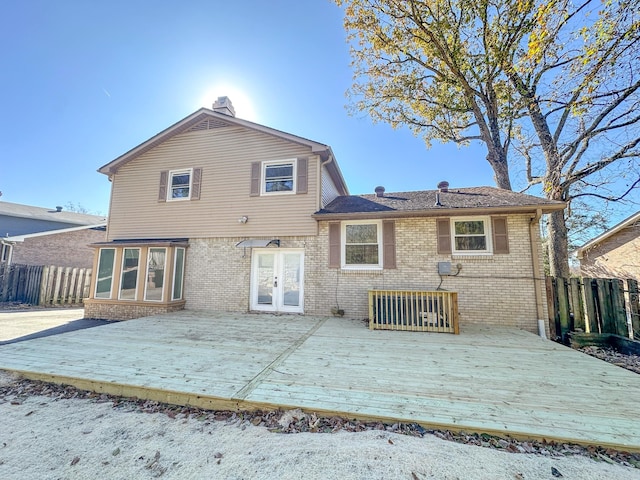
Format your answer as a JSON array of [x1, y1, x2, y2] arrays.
[[336, 0, 639, 277]]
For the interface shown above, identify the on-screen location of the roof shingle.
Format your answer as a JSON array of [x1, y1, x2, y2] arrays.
[[315, 187, 564, 217]]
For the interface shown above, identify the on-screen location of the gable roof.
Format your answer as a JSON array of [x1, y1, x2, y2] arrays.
[[575, 210, 640, 258], [313, 186, 565, 219], [0, 201, 106, 226], [98, 108, 349, 195]]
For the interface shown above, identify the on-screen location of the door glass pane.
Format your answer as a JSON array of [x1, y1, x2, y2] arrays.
[[282, 253, 301, 306], [172, 248, 185, 300], [257, 254, 274, 305], [119, 248, 140, 300], [145, 248, 166, 301], [95, 248, 115, 299]]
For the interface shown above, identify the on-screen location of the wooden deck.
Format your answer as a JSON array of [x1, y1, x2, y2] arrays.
[[0, 311, 639, 451]]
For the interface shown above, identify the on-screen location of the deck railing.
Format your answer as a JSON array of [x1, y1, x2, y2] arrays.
[[368, 290, 459, 334]]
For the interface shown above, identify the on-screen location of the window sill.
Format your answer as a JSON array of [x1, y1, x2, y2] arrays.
[[452, 254, 495, 261]]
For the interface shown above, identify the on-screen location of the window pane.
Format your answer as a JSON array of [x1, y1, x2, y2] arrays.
[[170, 173, 190, 199], [172, 248, 185, 300], [345, 224, 378, 244], [119, 248, 139, 300], [95, 248, 115, 299], [265, 180, 293, 192], [345, 244, 379, 265], [455, 221, 485, 235], [264, 163, 293, 192], [455, 236, 487, 251], [145, 248, 166, 301], [265, 164, 293, 179]]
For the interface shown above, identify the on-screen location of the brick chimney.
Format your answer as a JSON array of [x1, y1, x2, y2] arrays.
[[212, 96, 236, 117]]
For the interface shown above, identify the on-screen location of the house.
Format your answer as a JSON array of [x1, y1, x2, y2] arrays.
[[0, 201, 107, 268], [84, 97, 565, 334], [576, 211, 640, 280]]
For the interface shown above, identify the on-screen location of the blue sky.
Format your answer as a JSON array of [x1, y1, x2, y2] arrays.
[[0, 0, 497, 216]]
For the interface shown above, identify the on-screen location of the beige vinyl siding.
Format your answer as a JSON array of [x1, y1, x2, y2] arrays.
[[107, 127, 320, 240], [321, 166, 341, 207]]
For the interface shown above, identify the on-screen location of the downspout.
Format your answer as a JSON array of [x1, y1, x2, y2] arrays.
[[319, 153, 334, 207], [529, 208, 546, 338]]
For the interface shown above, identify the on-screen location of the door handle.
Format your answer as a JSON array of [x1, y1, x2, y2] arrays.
[[274, 276, 278, 287]]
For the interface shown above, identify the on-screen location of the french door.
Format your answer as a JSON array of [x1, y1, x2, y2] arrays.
[[250, 249, 304, 313]]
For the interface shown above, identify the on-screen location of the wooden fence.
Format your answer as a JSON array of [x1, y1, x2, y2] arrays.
[[368, 289, 459, 334], [0, 264, 92, 306], [545, 276, 639, 342]]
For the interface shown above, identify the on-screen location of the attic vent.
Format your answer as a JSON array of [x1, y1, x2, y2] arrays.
[[437, 181, 449, 193], [187, 118, 231, 132]]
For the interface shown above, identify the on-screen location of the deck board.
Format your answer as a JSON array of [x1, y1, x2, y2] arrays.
[[0, 311, 639, 450]]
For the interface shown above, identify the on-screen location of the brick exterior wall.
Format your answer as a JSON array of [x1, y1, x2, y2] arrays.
[[10, 228, 105, 268], [183, 214, 547, 333], [84, 300, 186, 320], [579, 222, 640, 280]]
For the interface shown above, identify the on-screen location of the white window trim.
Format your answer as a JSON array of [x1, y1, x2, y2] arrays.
[[118, 248, 141, 301], [167, 168, 193, 201], [341, 219, 383, 270], [171, 247, 185, 301], [261, 159, 297, 195], [450, 216, 493, 255], [144, 247, 167, 302], [95, 248, 116, 299]]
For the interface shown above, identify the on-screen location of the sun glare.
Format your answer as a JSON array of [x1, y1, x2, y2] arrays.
[[198, 84, 259, 122]]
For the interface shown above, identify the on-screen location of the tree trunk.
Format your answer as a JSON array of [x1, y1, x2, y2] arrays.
[[487, 150, 512, 190], [547, 209, 570, 278]]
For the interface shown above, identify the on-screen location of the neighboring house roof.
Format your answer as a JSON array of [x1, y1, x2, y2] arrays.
[[0, 201, 106, 226], [97, 107, 349, 195], [0, 201, 107, 237], [575, 210, 640, 259], [314, 186, 565, 219], [1, 223, 107, 244]]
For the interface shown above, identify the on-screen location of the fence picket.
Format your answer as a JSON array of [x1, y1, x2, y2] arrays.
[[547, 276, 637, 341], [627, 279, 639, 340]]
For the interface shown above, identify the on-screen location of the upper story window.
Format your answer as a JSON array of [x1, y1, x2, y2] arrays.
[[451, 217, 492, 254], [262, 159, 296, 195], [158, 168, 201, 203], [342, 220, 383, 269], [168, 169, 192, 201]]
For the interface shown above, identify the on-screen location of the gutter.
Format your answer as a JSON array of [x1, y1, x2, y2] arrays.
[[312, 203, 566, 221], [529, 208, 547, 338]]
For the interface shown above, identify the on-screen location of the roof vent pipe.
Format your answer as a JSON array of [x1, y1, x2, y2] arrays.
[[434, 193, 442, 207], [437, 181, 449, 193], [375, 186, 385, 198]]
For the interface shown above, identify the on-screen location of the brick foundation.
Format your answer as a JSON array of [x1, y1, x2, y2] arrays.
[[83, 299, 186, 321]]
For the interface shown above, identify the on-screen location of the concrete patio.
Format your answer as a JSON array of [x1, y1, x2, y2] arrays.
[[0, 310, 638, 451]]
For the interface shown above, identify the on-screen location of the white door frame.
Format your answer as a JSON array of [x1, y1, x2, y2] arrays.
[[250, 248, 304, 313]]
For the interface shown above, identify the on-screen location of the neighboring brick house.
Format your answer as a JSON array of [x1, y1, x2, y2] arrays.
[[84, 97, 565, 334], [0, 201, 106, 268], [576, 211, 640, 280]]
